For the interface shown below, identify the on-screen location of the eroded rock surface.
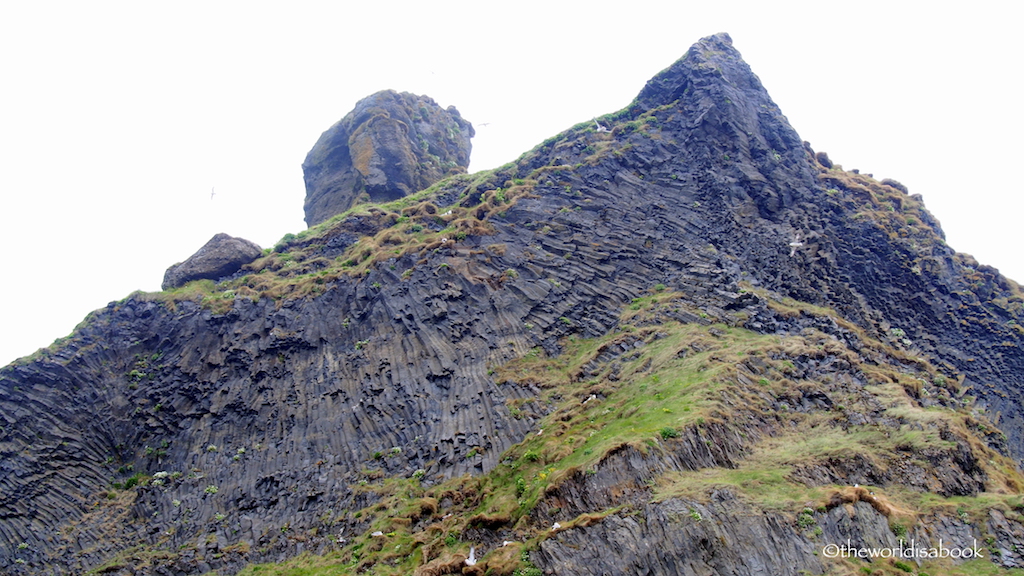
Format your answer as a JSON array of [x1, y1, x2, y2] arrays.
[[302, 90, 474, 227], [162, 233, 263, 290], [2, 33, 1023, 576]]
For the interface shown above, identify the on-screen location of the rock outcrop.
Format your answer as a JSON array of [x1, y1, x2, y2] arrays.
[[301, 90, 474, 227], [2, 33, 1023, 576], [161, 233, 263, 290]]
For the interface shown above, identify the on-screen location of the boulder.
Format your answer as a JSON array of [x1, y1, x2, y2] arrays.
[[301, 90, 474, 227], [161, 233, 262, 290]]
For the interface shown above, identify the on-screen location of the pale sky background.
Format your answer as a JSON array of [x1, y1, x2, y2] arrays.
[[1, 1, 1020, 367]]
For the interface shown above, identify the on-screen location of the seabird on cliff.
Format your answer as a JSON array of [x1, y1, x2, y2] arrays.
[[593, 118, 610, 133], [788, 233, 804, 257], [466, 546, 477, 566]]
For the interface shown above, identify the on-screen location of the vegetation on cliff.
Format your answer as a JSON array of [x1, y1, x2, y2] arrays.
[[4, 33, 1024, 576], [205, 289, 1024, 576]]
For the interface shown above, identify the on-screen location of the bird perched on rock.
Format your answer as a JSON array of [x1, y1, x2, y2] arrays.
[[788, 233, 805, 257], [466, 546, 477, 566]]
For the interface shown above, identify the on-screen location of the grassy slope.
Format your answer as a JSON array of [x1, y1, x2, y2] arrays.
[[213, 288, 1024, 576]]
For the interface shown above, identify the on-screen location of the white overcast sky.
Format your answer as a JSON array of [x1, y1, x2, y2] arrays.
[[1, 1, 1020, 366]]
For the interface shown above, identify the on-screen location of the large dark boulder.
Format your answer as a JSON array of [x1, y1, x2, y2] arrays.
[[161, 233, 262, 289], [301, 90, 474, 227]]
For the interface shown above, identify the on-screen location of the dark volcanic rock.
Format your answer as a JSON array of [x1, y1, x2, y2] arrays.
[[301, 90, 474, 227], [537, 491, 827, 576], [162, 233, 263, 290], [2, 32, 1023, 576]]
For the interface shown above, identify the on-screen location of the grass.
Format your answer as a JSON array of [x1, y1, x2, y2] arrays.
[[234, 555, 351, 575], [135, 164, 544, 313], [71, 286, 1024, 576]]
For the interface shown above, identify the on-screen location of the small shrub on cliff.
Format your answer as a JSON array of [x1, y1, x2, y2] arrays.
[[123, 473, 147, 489], [796, 509, 816, 529]]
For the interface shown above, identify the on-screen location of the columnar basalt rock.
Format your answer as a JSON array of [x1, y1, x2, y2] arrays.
[[301, 90, 474, 227], [2, 33, 1023, 576]]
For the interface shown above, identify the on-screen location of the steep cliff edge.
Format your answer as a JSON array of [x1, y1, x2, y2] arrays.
[[2, 33, 1023, 576]]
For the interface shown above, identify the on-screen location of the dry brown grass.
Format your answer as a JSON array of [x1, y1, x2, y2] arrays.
[[467, 512, 512, 529], [826, 486, 912, 520], [413, 552, 468, 576], [475, 543, 522, 576]]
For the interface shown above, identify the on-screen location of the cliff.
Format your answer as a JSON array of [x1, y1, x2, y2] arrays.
[[2, 33, 1023, 576]]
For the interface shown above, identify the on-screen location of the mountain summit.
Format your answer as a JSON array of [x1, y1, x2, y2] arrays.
[[2, 33, 1023, 576]]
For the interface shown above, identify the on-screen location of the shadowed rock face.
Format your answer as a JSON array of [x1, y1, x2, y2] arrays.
[[2, 33, 1024, 575], [162, 233, 263, 290], [302, 90, 474, 227]]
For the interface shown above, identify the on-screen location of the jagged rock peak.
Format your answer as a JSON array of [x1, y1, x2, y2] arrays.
[[619, 32, 814, 218], [638, 32, 805, 156], [638, 32, 764, 107], [161, 233, 262, 290], [301, 90, 474, 227]]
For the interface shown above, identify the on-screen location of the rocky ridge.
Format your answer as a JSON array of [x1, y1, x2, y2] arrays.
[[2, 33, 1023, 576]]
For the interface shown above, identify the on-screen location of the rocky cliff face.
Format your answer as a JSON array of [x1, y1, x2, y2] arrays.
[[302, 90, 474, 227], [2, 33, 1023, 576]]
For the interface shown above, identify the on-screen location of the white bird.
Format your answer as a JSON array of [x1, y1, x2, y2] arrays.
[[582, 394, 597, 404], [502, 540, 514, 547], [371, 531, 384, 537], [537, 429, 543, 436], [336, 528, 347, 544], [788, 233, 804, 257], [593, 118, 610, 133], [466, 546, 477, 566], [551, 522, 561, 531]]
